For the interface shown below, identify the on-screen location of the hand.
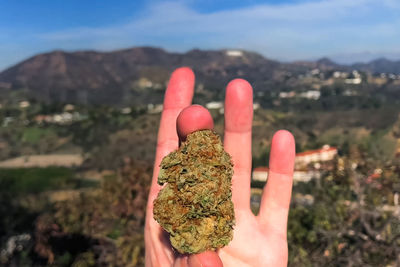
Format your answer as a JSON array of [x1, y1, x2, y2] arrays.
[[145, 67, 295, 267]]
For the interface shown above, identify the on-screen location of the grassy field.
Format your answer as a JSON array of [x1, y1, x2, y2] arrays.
[[22, 127, 56, 144], [0, 167, 96, 195]]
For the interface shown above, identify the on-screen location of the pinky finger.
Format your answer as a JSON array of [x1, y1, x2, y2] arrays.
[[257, 130, 295, 237]]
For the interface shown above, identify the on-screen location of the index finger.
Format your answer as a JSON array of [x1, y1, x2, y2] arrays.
[[149, 67, 195, 199]]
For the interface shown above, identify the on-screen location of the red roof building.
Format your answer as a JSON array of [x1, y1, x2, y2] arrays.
[[295, 145, 337, 167], [252, 167, 321, 183], [252, 145, 337, 183]]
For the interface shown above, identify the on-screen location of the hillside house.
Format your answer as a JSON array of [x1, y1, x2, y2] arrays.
[[19, 101, 30, 108], [147, 104, 163, 114], [252, 167, 321, 183], [206, 101, 223, 109], [252, 167, 269, 182], [299, 90, 321, 100], [295, 145, 338, 168], [252, 145, 337, 183]]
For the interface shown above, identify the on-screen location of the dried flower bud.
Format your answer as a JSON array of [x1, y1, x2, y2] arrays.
[[153, 130, 235, 254]]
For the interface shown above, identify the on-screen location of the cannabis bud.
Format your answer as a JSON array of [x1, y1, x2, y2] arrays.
[[153, 130, 235, 254]]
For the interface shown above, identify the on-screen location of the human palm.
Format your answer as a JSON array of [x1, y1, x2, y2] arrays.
[[145, 67, 295, 267]]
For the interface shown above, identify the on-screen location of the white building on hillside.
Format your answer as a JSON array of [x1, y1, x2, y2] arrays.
[[252, 167, 321, 183], [295, 145, 337, 167], [206, 101, 224, 109], [252, 167, 269, 181]]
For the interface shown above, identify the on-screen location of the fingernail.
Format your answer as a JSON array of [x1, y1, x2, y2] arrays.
[[188, 252, 223, 267], [188, 254, 202, 267]]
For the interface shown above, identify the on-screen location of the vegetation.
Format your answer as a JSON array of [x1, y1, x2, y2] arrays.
[[2, 155, 399, 266], [1, 76, 400, 265], [0, 167, 79, 195], [33, 159, 151, 267], [288, 157, 400, 266]]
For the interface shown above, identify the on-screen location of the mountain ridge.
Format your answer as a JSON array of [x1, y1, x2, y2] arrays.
[[1, 47, 400, 105]]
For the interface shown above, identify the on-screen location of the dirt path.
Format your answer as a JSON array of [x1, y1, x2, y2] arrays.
[[0, 154, 83, 168]]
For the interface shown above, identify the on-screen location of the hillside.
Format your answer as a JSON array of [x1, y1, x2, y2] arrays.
[[352, 58, 400, 74], [292, 57, 348, 71], [0, 47, 283, 105], [1, 47, 400, 105]]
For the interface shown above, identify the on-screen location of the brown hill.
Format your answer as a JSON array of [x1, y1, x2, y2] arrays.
[[2, 47, 400, 105], [292, 57, 349, 72], [0, 47, 284, 105], [351, 58, 400, 74]]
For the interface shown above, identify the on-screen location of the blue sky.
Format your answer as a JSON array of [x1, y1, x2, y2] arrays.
[[1, 0, 400, 70]]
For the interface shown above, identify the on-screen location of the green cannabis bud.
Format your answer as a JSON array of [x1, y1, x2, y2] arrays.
[[153, 130, 235, 254]]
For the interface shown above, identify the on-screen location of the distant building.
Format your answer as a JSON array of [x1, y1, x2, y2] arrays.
[[310, 69, 320, 75], [34, 112, 83, 125], [252, 167, 321, 183], [299, 90, 321, 100], [345, 70, 362, 84], [206, 101, 224, 109], [137, 77, 153, 88], [64, 104, 75, 112], [121, 107, 132, 114], [345, 77, 362, 84], [279, 91, 296, 98], [253, 103, 260, 110], [333, 71, 348, 79], [295, 145, 338, 167], [293, 170, 321, 182], [252, 167, 269, 181], [147, 104, 163, 114], [19, 101, 30, 109]]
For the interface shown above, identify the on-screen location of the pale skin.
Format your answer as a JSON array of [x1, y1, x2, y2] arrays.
[[145, 67, 295, 267]]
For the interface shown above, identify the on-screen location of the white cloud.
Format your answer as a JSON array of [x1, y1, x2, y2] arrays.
[[41, 0, 375, 38], [24, 0, 400, 62]]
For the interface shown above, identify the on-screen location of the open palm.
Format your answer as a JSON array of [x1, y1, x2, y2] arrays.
[[145, 67, 295, 267]]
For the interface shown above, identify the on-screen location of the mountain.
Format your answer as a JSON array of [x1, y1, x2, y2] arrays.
[[291, 57, 348, 72], [294, 57, 400, 74], [352, 58, 400, 74], [1, 47, 400, 105], [0, 47, 283, 105], [330, 52, 400, 65]]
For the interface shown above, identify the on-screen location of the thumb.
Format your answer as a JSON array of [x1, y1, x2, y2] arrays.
[[188, 251, 223, 267]]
